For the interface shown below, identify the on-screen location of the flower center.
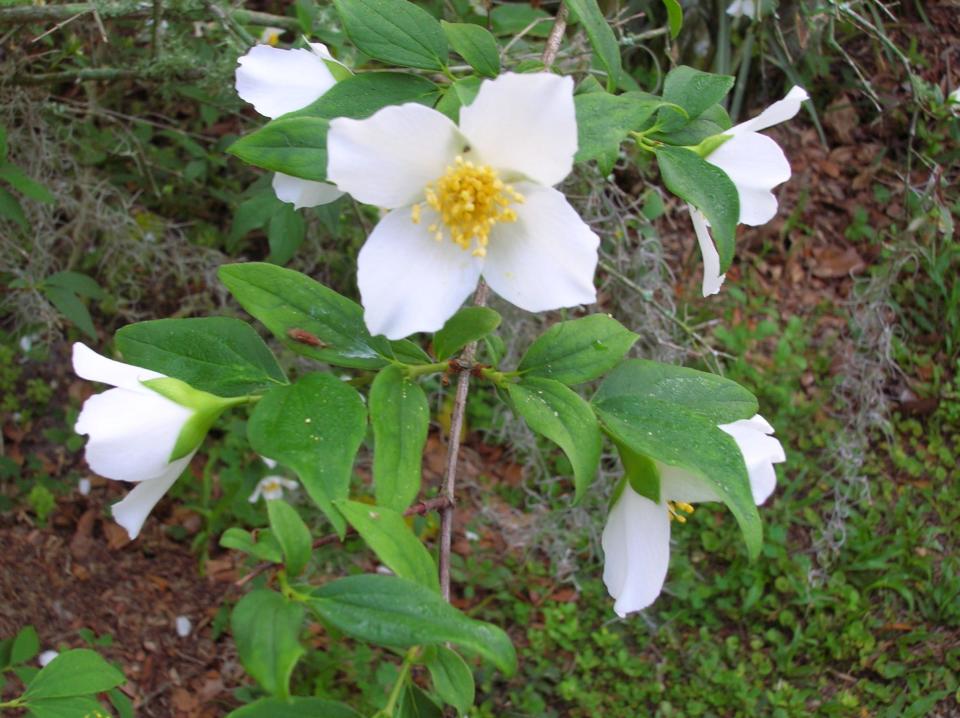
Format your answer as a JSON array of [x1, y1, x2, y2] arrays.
[[667, 501, 695, 523], [411, 156, 524, 257]]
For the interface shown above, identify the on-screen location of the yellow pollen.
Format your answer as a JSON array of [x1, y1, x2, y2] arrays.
[[667, 501, 695, 523], [414, 156, 524, 256]]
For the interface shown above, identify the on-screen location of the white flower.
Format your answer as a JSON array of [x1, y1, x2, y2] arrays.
[[726, 0, 759, 19], [949, 88, 960, 107], [258, 26, 285, 46], [249, 475, 299, 503], [602, 414, 785, 616], [73, 343, 230, 540], [326, 72, 600, 339], [235, 43, 345, 209], [38, 650, 59, 667], [692, 86, 809, 296]]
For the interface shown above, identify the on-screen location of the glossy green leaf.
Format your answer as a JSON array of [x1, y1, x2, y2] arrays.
[[661, 66, 734, 129], [508, 378, 601, 502], [335, 500, 438, 591], [267, 205, 306, 266], [517, 314, 638, 385], [655, 145, 739, 270], [308, 575, 516, 675], [434, 76, 482, 122], [424, 646, 475, 713], [662, 0, 683, 38], [615, 440, 660, 502], [441, 21, 500, 77], [489, 4, 552, 36], [26, 696, 107, 718], [563, 0, 622, 87], [289, 72, 439, 120], [219, 262, 399, 370], [228, 117, 330, 181], [11, 626, 39, 665], [22, 649, 125, 700], [433, 307, 502, 360], [227, 697, 362, 718], [231, 590, 304, 699], [334, 0, 447, 70], [42, 271, 105, 300], [574, 92, 659, 173], [398, 685, 443, 718], [116, 317, 287, 397], [220, 527, 283, 563], [248, 373, 366, 536], [370, 366, 430, 512], [267, 500, 312, 577]]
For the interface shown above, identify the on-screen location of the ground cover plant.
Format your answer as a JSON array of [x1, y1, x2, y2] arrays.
[[0, 0, 958, 715]]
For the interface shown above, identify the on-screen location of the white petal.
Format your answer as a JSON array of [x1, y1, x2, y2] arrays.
[[718, 414, 786, 505], [261, 456, 278, 469], [689, 206, 725, 297], [357, 207, 483, 339], [708, 132, 791, 191], [726, 0, 757, 17], [731, 86, 809, 135], [272, 173, 344, 209], [111, 452, 194, 539], [72, 343, 164, 391], [235, 45, 336, 119], [175, 616, 192, 637], [75, 387, 193, 483], [659, 463, 722, 503], [38, 651, 59, 667], [735, 186, 780, 226], [459, 73, 577, 187], [481, 184, 598, 312], [78, 478, 91, 496], [602, 485, 672, 616], [327, 104, 464, 209]]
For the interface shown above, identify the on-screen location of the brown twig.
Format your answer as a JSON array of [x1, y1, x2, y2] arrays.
[[541, 3, 569, 68], [234, 496, 453, 588]]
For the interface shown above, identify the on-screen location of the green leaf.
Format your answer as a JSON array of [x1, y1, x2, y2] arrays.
[[574, 92, 659, 173], [398, 685, 443, 718], [434, 76, 482, 122], [655, 145, 739, 270], [227, 697, 362, 718], [0, 125, 7, 160], [115, 317, 287, 397], [26, 696, 107, 718], [308, 575, 516, 675], [651, 116, 725, 146], [662, 0, 683, 38], [228, 117, 330, 181], [661, 66, 734, 129], [424, 646, 475, 713], [0, 163, 55, 204], [267, 204, 306, 266], [489, 4, 552, 36], [0, 186, 28, 230], [41, 286, 97, 339], [433, 307, 502, 360], [334, 0, 448, 70], [518, 314, 638, 385], [441, 21, 500, 77], [507, 378, 601, 502], [218, 262, 394, 370], [563, 0, 622, 87], [615, 440, 661, 502], [220, 527, 283, 563], [22, 649, 125, 700], [335, 500, 439, 591], [369, 366, 430, 512], [289, 72, 439, 120], [266, 501, 312, 577], [231, 590, 304, 699], [592, 360, 762, 558], [42, 271, 105, 300], [248, 373, 367, 536], [11, 626, 39, 665]]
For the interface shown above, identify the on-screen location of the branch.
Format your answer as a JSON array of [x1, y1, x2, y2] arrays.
[[541, 3, 569, 68], [234, 496, 453, 588], [13, 67, 204, 85]]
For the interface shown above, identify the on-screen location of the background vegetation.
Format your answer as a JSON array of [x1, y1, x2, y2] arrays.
[[0, 0, 957, 715]]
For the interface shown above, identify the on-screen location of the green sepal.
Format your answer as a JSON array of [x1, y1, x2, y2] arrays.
[[614, 440, 661, 502], [689, 132, 734, 159], [141, 377, 244, 460]]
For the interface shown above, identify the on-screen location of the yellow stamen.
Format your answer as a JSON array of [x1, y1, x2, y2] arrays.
[[667, 501, 695, 523], [415, 156, 524, 255]]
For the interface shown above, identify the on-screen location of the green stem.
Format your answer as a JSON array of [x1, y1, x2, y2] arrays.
[[404, 361, 450, 379], [0, 698, 24, 709], [376, 647, 419, 717]]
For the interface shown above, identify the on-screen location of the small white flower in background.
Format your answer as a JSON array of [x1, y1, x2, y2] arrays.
[[465, 530, 481, 542], [948, 88, 960, 109], [235, 42, 345, 209], [261, 455, 278, 469], [175, 615, 192, 638], [602, 415, 785, 616], [692, 86, 809, 296], [326, 72, 600, 339], [73, 343, 234, 540], [258, 26, 285, 46], [78, 477, 91, 496], [38, 650, 58, 667], [248, 475, 299, 503], [726, 0, 759, 19]]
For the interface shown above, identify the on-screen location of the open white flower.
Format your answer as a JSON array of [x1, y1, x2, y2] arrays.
[[692, 86, 809, 296], [726, 0, 759, 19], [235, 43, 344, 209], [73, 343, 233, 540], [249, 475, 299, 503], [326, 72, 599, 339], [602, 414, 785, 616]]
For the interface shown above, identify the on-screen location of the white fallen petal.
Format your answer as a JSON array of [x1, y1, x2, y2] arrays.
[[481, 183, 598, 312], [459, 72, 577, 187], [689, 205, 725, 297], [235, 44, 336, 119], [175, 615, 192, 637], [38, 650, 59, 667], [78, 478, 91, 496], [272, 173, 343, 209]]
